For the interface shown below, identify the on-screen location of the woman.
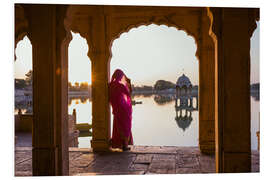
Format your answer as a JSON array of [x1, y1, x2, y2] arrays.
[[109, 69, 133, 151]]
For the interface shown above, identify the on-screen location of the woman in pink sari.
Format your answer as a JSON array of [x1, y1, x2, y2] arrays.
[[109, 69, 133, 151]]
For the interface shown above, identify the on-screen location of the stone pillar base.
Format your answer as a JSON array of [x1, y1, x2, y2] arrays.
[[223, 152, 251, 172], [32, 147, 58, 175], [91, 140, 110, 152], [199, 141, 215, 154]]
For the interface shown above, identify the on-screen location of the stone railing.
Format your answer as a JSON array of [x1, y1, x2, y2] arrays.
[[15, 108, 80, 147], [15, 109, 32, 132]]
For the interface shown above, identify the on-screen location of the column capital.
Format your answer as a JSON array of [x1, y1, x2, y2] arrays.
[[67, 8, 110, 62], [207, 7, 259, 40]]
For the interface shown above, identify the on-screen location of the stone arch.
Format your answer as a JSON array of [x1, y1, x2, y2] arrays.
[[65, 5, 215, 153], [109, 22, 200, 146], [15, 4, 31, 60], [105, 9, 215, 155], [108, 21, 201, 64], [65, 5, 95, 61]]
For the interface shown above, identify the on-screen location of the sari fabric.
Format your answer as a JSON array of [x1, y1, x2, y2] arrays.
[[109, 69, 133, 149]]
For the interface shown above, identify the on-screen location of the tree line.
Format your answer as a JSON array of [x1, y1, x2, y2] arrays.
[[68, 82, 91, 91], [15, 70, 32, 89], [15, 71, 258, 92], [15, 70, 91, 91]]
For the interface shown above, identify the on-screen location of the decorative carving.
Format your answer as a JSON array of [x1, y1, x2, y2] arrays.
[[108, 12, 201, 63], [15, 5, 30, 60], [66, 6, 95, 60], [66, 6, 206, 63], [207, 7, 220, 43], [248, 8, 260, 38], [207, 7, 259, 41]]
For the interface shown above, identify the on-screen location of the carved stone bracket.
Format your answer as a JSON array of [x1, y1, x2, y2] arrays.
[[206, 7, 220, 43], [248, 8, 260, 38], [15, 5, 30, 60]]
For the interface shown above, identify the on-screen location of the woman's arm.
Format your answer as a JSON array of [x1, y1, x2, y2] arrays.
[[126, 77, 132, 94]]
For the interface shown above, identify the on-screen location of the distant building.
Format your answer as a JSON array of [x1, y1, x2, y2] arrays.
[[24, 86, 32, 106], [176, 74, 192, 89], [15, 89, 25, 103], [175, 74, 197, 131], [175, 74, 193, 107]]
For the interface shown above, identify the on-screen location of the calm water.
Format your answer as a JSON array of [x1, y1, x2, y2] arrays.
[[67, 95, 260, 150]]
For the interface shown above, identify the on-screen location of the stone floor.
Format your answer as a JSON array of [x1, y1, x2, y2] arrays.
[[15, 146, 260, 176]]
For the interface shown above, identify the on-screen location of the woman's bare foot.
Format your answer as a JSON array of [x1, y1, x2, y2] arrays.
[[108, 139, 112, 146]]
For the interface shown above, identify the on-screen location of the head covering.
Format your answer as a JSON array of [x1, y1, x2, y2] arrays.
[[111, 69, 125, 83], [109, 69, 130, 95]]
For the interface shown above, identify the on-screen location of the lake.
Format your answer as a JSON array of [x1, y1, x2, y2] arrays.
[[68, 95, 260, 150]]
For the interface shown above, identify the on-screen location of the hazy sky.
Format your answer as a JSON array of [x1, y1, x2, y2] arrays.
[[110, 24, 198, 86], [14, 22, 260, 86], [68, 32, 91, 85]]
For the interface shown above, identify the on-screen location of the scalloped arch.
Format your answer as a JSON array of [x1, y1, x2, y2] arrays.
[[108, 21, 200, 63], [15, 5, 31, 61]]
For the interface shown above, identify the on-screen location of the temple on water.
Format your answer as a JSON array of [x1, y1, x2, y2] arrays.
[[175, 74, 198, 131]]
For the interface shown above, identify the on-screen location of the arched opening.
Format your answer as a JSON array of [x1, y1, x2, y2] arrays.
[[14, 35, 33, 147], [110, 24, 199, 147], [68, 31, 92, 148], [14, 32, 94, 147]]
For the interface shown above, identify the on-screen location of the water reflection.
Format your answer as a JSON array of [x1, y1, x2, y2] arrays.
[[175, 109, 193, 131], [68, 96, 90, 106], [68, 97, 92, 148], [13, 93, 259, 149], [153, 94, 174, 105], [14, 107, 32, 114], [251, 91, 259, 101], [153, 94, 198, 131]]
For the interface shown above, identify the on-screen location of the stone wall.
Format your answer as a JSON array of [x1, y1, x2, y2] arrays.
[[15, 114, 32, 133]]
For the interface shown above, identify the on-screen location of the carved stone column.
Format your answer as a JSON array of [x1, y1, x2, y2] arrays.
[[208, 7, 259, 172], [85, 9, 111, 152], [23, 4, 70, 175], [198, 8, 215, 154]]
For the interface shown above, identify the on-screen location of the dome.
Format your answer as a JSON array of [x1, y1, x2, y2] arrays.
[[176, 74, 192, 88]]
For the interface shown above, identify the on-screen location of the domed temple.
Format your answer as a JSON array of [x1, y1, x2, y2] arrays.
[[176, 73, 192, 88], [175, 74, 198, 131], [175, 74, 198, 109]]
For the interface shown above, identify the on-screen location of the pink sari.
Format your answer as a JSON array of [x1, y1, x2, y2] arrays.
[[109, 69, 133, 149]]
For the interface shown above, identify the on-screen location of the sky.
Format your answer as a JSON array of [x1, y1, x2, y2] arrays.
[[110, 24, 198, 86], [14, 22, 260, 86]]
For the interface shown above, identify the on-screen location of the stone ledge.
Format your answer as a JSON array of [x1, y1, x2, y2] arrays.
[[74, 170, 145, 176], [69, 147, 92, 152], [15, 147, 32, 151]]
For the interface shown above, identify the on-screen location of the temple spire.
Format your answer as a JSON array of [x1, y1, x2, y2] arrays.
[[181, 68, 185, 76]]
